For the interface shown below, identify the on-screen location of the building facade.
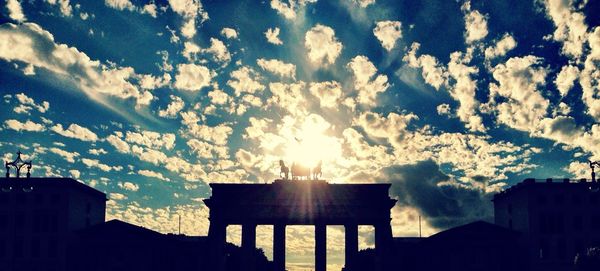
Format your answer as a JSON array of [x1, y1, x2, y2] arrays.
[[493, 178, 600, 271], [0, 177, 106, 271]]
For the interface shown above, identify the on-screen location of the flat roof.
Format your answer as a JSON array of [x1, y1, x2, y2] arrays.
[[0, 177, 106, 199]]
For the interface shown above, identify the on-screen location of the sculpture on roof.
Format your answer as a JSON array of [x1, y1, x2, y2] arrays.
[[5, 151, 32, 178], [279, 160, 289, 180], [590, 161, 600, 183]]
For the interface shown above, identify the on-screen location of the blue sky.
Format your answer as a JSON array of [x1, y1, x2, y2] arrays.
[[1, 0, 600, 269]]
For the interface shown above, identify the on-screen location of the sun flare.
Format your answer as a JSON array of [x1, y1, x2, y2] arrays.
[[281, 115, 342, 170]]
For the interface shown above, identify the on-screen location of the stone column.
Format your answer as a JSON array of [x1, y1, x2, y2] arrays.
[[375, 222, 393, 270], [208, 221, 227, 271], [344, 224, 358, 271], [273, 224, 286, 271], [242, 223, 257, 271], [315, 224, 327, 271]]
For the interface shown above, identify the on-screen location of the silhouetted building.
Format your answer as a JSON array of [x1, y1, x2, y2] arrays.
[[68, 219, 272, 271], [350, 221, 524, 271], [494, 178, 600, 271], [0, 177, 106, 271]]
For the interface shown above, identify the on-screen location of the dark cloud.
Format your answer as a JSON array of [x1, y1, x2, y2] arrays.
[[379, 160, 493, 230]]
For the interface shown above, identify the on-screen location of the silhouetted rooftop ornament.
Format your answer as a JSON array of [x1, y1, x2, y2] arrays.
[[279, 160, 323, 181], [5, 151, 32, 178], [590, 161, 600, 183]]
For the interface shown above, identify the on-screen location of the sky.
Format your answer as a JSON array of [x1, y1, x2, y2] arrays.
[[1, 0, 600, 270]]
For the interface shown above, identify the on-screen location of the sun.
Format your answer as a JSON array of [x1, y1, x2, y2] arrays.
[[282, 115, 342, 169]]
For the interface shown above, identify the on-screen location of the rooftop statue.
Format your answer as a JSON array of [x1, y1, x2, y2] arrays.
[[5, 150, 32, 178], [279, 160, 323, 181]]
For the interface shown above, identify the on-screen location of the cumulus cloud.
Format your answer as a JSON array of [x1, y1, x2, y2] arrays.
[[13, 93, 49, 114], [168, 0, 209, 39], [403, 42, 448, 90], [540, 0, 588, 59], [174, 63, 213, 91], [555, 65, 579, 97], [352, 0, 375, 8], [265, 27, 283, 45], [180, 111, 233, 145], [257, 58, 296, 79], [105, 0, 135, 11], [484, 33, 517, 61], [309, 81, 342, 108], [51, 123, 99, 142], [125, 130, 176, 150], [4, 119, 46, 132], [0, 23, 154, 107], [106, 134, 131, 153], [380, 160, 493, 229], [305, 24, 343, 66], [226, 66, 265, 96], [373, 20, 402, 51], [118, 181, 139, 192], [267, 82, 307, 115], [461, 1, 488, 43], [82, 158, 122, 172], [44, 0, 72, 17], [447, 50, 485, 132], [49, 147, 79, 163], [158, 95, 185, 118], [488, 56, 549, 132], [347, 55, 390, 106], [202, 38, 231, 64], [138, 169, 170, 181], [69, 169, 80, 179], [7, 0, 26, 22], [270, 0, 316, 20], [221, 27, 238, 39]]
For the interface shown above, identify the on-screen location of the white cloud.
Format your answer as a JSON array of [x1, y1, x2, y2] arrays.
[[437, 104, 451, 115], [0, 23, 154, 107], [187, 139, 229, 159], [309, 81, 343, 108], [142, 4, 158, 17], [51, 123, 99, 142], [174, 63, 213, 91], [44, 0, 72, 17], [488, 56, 549, 132], [265, 27, 283, 45], [580, 27, 600, 121], [270, 0, 316, 20], [138, 73, 171, 90], [227, 66, 265, 96], [208, 88, 230, 105], [347, 55, 390, 106], [484, 33, 517, 61], [158, 95, 185, 118], [7, 0, 26, 22], [125, 130, 176, 150], [461, 1, 488, 43], [69, 169, 80, 179], [118, 181, 139, 191], [352, 0, 375, 8], [447, 50, 485, 132], [403, 42, 448, 90], [540, 0, 588, 59], [267, 82, 307, 115], [138, 169, 170, 181], [221, 28, 238, 39], [14, 93, 49, 113], [180, 111, 233, 145], [4, 119, 45, 132], [49, 147, 79, 163], [82, 158, 122, 172], [105, 0, 135, 11], [202, 38, 231, 64], [168, 0, 209, 39], [110, 193, 127, 200], [257, 58, 296, 79], [305, 24, 343, 66], [555, 65, 579, 97], [373, 20, 402, 51], [106, 134, 131, 153], [89, 148, 108, 156]]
